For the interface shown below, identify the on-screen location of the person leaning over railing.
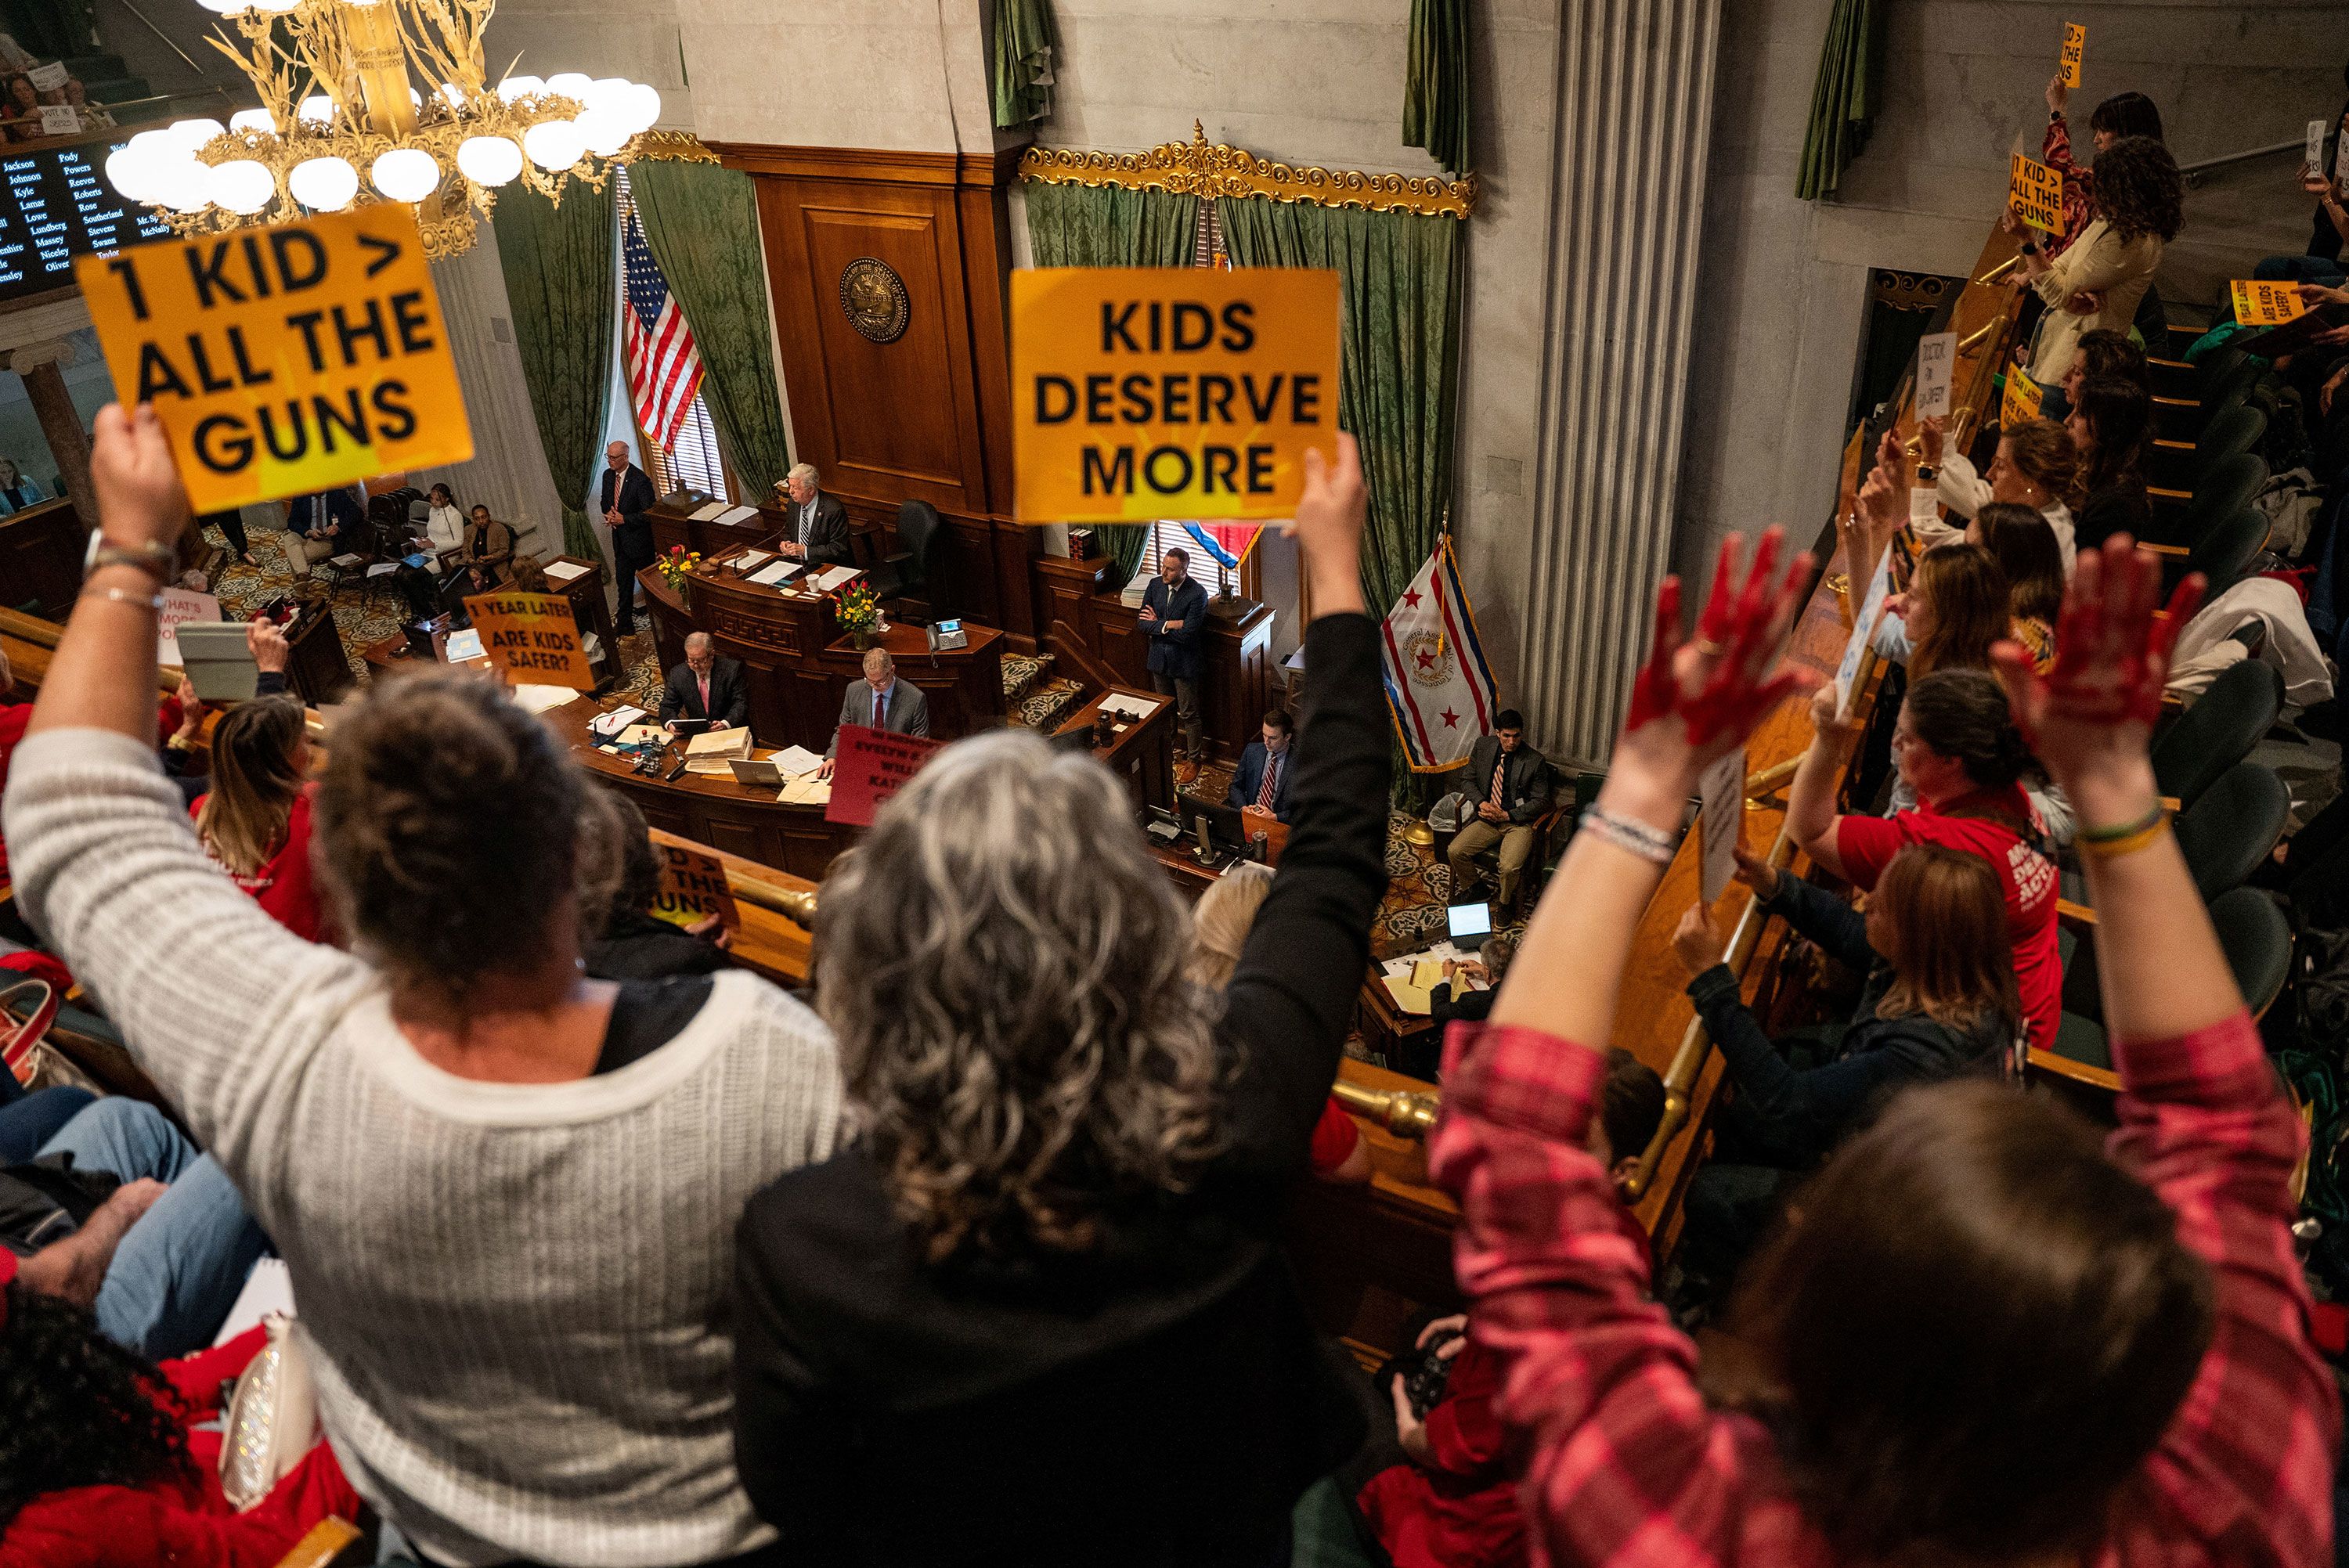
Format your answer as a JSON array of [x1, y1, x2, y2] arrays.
[[1430, 534, 2336, 1567], [3, 404, 846, 1568]]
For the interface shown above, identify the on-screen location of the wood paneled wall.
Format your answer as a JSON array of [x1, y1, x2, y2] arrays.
[[711, 141, 1037, 643]]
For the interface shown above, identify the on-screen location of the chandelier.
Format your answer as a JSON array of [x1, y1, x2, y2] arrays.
[[102, 0, 663, 259]]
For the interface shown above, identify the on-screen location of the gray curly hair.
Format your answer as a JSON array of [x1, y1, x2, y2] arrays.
[[816, 729, 1225, 1263]]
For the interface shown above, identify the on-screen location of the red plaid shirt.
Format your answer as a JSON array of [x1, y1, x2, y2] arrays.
[[1429, 1008, 2339, 1567]]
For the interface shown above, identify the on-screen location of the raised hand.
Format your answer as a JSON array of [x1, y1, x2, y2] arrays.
[[1990, 534, 2200, 814], [1293, 434, 1369, 618], [1730, 841, 1781, 899], [1918, 416, 1945, 468], [2045, 71, 2068, 116], [89, 403, 187, 550], [1618, 528, 1818, 791], [1670, 903, 1726, 977]]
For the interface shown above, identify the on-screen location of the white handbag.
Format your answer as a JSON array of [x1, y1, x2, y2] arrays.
[[218, 1313, 319, 1511]]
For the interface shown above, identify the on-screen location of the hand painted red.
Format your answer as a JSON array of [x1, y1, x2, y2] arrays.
[[1625, 528, 1817, 750], [1993, 535, 2203, 753]]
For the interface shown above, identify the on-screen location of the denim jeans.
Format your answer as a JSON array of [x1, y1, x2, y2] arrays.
[[0, 1084, 97, 1163], [2253, 254, 2348, 287], [37, 1098, 269, 1359]]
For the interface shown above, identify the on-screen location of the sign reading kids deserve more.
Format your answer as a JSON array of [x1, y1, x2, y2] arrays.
[[1012, 268, 1340, 523], [74, 205, 471, 513]]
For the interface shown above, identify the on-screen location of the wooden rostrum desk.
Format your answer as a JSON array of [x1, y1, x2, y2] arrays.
[[637, 550, 1007, 755]]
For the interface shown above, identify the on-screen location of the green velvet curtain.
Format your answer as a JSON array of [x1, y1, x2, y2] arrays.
[[1403, 0, 1471, 175], [629, 157, 793, 499], [1023, 181, 1200, 581], [493, 184, 615, 568], [1796, 0, 1882, 200], [1215, 197, 1463, 625], [990, 0, 1058, 128]]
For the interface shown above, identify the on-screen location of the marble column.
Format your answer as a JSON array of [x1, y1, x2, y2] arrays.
[[1518, 0, 1725, 766], [3, 338, 96, 537]]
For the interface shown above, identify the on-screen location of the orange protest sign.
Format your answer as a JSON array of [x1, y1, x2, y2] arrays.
[[2059, 22, 2086, 88], [651, 839, 739, 932], [462, 591, 595, 690], [2001, 368, 2044, 429], [74, 206, 470, 513], [2008, 153, 2065, 234], [1011, 267, 1340, 523], [2230, 279, 2309, 328]]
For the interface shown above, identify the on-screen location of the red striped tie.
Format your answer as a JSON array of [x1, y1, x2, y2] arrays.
[[1257, 752, 1278, 809]]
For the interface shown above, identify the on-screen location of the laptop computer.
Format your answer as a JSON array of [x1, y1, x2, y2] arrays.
[[727, 757, 785, 788], [1446, 899, 1494, 953]]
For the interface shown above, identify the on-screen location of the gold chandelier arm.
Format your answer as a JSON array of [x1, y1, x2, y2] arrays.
[[1019, 121, 1478, 221]]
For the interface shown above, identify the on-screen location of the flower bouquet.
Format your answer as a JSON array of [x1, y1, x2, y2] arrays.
[[832, 579, 884, 649], [655, 546, 702, 593]]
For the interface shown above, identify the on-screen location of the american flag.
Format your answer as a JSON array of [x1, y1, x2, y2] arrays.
[[621, 204, 702, 452]]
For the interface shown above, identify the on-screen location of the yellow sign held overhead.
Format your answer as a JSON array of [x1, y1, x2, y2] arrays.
[[2230, 279, 2310, 328], [463, 592, 596, 690], [1011, 267, 1340, 523], [2008, 153, 2066, 234], [74, 205, 471, 514], [2059, 22, 2087, 88], [2002, 368, 2045, 429]]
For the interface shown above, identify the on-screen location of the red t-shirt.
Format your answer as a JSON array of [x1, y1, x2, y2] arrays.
[[190, 781, 327, 943], [1308, 1097, 1362, 1175], [0, 699, 31, 880], [1836, 784, 2058, 1050]]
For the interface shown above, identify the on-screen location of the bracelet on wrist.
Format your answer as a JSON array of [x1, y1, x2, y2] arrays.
[[1582, 806, 1678, 865], [2077, 800, 2169, 860], [78, 584, 164, 613]]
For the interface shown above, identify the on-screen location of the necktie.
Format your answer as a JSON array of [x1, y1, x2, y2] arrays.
[[1257, 752, 1279, 809], [1489, 755, 1506, 810]]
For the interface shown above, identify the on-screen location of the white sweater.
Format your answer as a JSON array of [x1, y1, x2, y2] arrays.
[[1917, 452, 2077, 575], [4, 729, 844, 1568]]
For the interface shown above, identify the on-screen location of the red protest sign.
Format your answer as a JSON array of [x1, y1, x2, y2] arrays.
[[824, 724, 946, 827]]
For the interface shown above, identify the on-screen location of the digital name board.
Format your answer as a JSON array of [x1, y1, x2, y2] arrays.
[[0, 138, 173, 305]]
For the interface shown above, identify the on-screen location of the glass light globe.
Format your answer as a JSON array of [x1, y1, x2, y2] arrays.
[[543, 72, 594, 101], [623, 83, 662, 132], [168, 117, 227, 152], [585, 77, 632, 115], [437, 81, 466, 111], [495, 74, 544, 106], [456, 135, 524, 187], [211, 159, 277, 214], [105, 140, 165, 201], [288, 155, 359, 211], [227, 108, 276, 135], [156, 158, 215, 212], [370, 147, 440, 203], [521, 118, 585, 171], [297, 95, 334, 128], [572, 106, 631, 157]]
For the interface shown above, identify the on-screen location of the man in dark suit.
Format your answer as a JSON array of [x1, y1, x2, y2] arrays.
[[817, 647, 930, 778], [1225, 707, 1297, 824], [601, 440, 658, 634], [778, 463, 852, 568], [1445, 709, 1550, 907], [659, 633, 749, 731], [1139, 546, 1209, 759], [286, 484, 366, 567]]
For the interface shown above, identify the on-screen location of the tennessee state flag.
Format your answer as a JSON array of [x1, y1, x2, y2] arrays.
[[1380, 536, 1499, 771]]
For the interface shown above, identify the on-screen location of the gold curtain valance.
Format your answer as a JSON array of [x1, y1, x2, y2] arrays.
[[628, 130, 723, 165], [1019, 121, 1477, 220]]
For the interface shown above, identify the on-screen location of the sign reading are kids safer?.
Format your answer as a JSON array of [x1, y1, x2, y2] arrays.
[[74, 205, 471, 513], [463, 592, 597, 690], [1012, 267, 1340, 523]]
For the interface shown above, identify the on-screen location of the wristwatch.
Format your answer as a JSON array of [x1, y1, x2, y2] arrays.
[[83, 533, 177, 583], [1915, 463, 1939, 481]]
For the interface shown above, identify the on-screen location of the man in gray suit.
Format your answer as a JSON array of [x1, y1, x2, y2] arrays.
[[817, 647, 930, 779]]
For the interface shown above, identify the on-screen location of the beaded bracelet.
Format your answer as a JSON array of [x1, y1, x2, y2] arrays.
[[2077, 800, 2168, 861], [1582, 807, 1677, 864], [78, 584, 162, 613]]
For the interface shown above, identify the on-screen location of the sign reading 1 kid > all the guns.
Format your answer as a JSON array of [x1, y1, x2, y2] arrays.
[[75, 205, 471, 513], [1012, 267, 1340, 523]]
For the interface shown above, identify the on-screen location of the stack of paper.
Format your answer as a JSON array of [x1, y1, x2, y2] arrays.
[[810, 565, 862, 593], [778, 774, 832, 806], [365, 561, 399, 579], [746, 560, 801, 587], [615, 723, 666, 748], [770, 744, 824, 775], [330, 552, 366, 568], [1099, 694, 1160, 723], [716, 504, 762, 526], [688, 501, 728, 521], [544, 561, 591, 583], [737, 550, 774, 570], [512, 684, 578, 716], [684, 726, 755, 774], [1409, 957, 1449, 992], [589, 705, 647, 739], [1381, 976, 1433, 1015]]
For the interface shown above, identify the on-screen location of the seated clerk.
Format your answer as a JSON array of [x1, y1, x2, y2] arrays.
[[2067, 373, 2154, 550], [1392, 934, 1518, 1081], [1913, 414, 2080, 574], [1788, 666, 2061, 1054], [1225, 706, 1298, 824], [283, 484, 365, 566], [1186, 867, 1369, 1184], [0, 1248, 362, 1568], [1357, 1050, 1665, 1568], [190, 695, 327, 945], [458, 503, 515, 578], [1428, 533, 2336, 1568], [575, 789, 734, 982], [1444, 712, 1551, 909], [8, 405, 846, 1568], [1671, 844, 2018, 1284], [659, 632, 749, 733], [814, 647, 929, 780], [729, 437, 1388, 1568]]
